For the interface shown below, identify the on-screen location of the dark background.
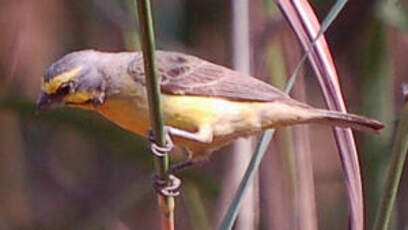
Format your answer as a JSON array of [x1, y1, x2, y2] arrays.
[[0, 0, 407, 229]]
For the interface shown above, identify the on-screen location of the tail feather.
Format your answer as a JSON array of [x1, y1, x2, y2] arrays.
[[313, 109, 384, 133]]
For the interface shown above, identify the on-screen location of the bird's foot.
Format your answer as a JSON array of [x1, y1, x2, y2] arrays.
[[146, 127, 174, 157], [147, 127, 181, 197], [152, 174, 181, 197]]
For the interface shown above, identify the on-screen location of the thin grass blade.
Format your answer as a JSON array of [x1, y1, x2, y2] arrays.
[[373, 86, 408, 230]]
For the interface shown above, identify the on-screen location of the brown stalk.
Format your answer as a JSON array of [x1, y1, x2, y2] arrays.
[[282, 30, 318, 230], [275, 0, 364, 230]]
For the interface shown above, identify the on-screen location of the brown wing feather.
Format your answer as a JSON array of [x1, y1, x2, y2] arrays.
[[129, 51, 295, 103]]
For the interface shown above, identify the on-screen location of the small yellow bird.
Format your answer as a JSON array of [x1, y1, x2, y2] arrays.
[[37, 50, 384, 162]]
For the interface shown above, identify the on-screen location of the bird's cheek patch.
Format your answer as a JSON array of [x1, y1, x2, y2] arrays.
[[64, 91, 99, 104]]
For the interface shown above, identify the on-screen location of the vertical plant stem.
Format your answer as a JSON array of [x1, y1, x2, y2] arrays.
[[135, 0, 175, 229], [360, 21, 392, 226], [373, 87, 408, 230], [265, 43, 297, 229], [231, 0, 258, 229], [219, 45, 296, 230], [282, 34, 317, 230]]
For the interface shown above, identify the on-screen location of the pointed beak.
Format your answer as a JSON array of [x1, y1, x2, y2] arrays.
[[35, 92, 62, 115]]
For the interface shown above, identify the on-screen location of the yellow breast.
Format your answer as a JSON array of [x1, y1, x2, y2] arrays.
[[95, 96, 151, 135]]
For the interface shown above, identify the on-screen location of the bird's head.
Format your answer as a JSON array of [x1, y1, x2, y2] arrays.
[[36, 50, 107, 113]]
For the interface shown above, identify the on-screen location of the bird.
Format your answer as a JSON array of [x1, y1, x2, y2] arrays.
[[37, 50, 384, 163]]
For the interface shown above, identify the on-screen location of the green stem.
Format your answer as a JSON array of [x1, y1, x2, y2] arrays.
[[135, 0, 174, 229], [373, 89, 408, 230]]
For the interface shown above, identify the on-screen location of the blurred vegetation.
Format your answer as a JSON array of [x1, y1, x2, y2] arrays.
[[0, 0, 407, 229]]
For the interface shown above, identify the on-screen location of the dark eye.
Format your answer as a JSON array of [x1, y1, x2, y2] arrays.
[[57, 84, 71, 96]]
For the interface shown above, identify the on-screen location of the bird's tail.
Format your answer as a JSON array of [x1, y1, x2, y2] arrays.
[[311, 109, 384, 133]]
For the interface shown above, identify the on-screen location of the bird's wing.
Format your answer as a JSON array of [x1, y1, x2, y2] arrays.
[[129, 51, 293, 102]]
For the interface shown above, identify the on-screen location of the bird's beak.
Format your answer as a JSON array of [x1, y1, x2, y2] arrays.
[[35, 92, 62, 115]]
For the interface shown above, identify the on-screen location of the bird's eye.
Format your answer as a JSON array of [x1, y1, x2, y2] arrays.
[[57, 84, 71, 96]]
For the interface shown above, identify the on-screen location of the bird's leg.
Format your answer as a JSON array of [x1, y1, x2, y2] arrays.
[[151, 158, 195, 197], [146, 128, 181, 197], [146, 125, 213, 196], [165, 126, 212, 173], [169, 159, 196, 174], [166, 125, 213, 144]]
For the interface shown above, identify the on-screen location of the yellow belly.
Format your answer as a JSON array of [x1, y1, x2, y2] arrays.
[[93, 94, 265, 138], [89, 94, 311, 159]]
